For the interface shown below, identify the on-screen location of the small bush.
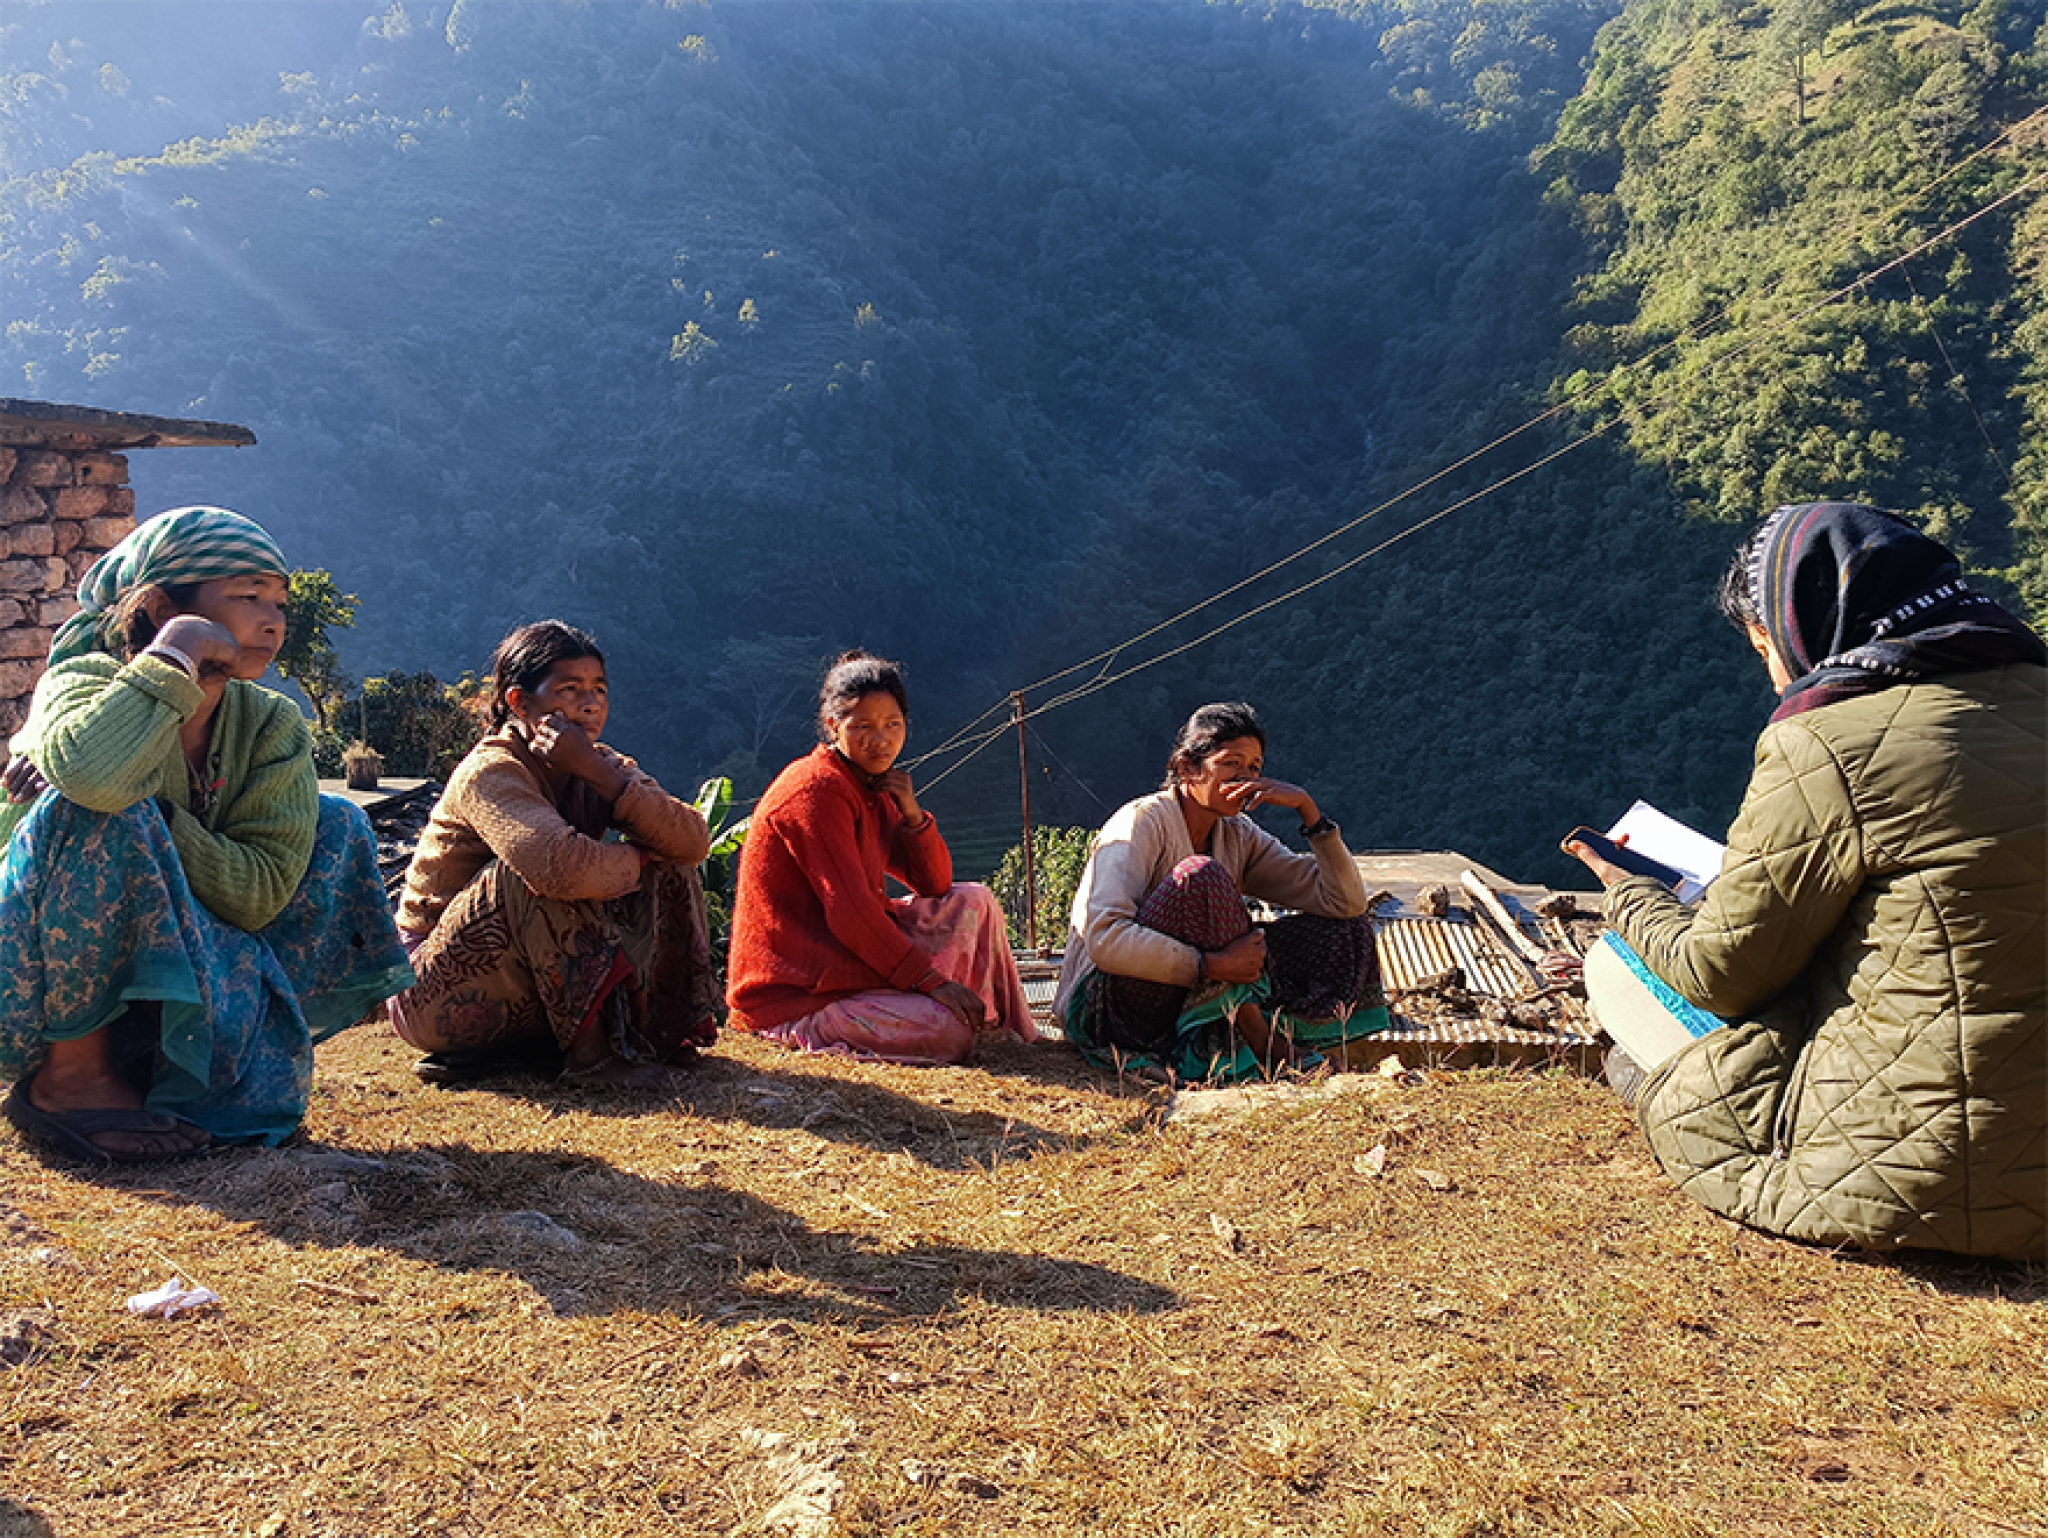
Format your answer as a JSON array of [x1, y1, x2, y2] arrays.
[[693, 776, 751, 978], [988, 825, 1094, 955], [310, 726, 346, 779]]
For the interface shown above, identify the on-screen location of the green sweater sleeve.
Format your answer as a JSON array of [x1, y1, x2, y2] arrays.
[[15, 657, 317, 933], [27, 654, 200, 811], [164, 687, 318, 933]]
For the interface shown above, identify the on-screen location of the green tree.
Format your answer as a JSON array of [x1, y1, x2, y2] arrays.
[[276, 568, 357, 730], [1767, 0, 1849, 125], [358, 670, 480, 779]]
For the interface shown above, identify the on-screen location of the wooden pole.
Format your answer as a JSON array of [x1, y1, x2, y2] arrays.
[[1014, 691, 1038, 953]]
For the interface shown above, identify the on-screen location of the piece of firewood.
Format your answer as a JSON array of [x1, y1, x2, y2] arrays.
[[1459, 869, 1549, 965]]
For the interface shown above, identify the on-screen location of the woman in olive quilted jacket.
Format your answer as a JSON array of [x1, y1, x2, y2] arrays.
[[1569, 503, 2046, 1261]]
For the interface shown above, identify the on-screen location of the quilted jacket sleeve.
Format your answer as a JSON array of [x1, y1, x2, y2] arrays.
[[1605, 717, 1866, 1018]]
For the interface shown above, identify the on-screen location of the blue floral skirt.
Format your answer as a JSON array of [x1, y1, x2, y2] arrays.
[[0, 793, 415, 1144]]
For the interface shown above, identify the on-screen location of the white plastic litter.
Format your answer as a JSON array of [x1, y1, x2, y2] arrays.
[[125, 1276, 220, 1319]]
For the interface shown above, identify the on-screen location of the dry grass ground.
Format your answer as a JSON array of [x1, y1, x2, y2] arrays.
[[1, 1028, 2041, 1537]]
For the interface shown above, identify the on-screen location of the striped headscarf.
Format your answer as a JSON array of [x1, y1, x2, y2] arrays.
[[49, 506, 289, 665], [1750, 502, 2045, 721]]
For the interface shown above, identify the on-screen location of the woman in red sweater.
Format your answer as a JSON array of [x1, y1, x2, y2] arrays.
[[726, 652, 1034, 1064]]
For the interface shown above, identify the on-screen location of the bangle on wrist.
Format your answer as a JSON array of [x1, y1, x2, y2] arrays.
[[1301, 815, 1338, 840], [901, 809, 933, 831], [143, 643, 199, 681]]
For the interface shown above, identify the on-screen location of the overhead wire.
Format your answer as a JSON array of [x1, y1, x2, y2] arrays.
[[1902, 263, 2014, 492], [1033, 174, 2047, 708], [990, 104, 2048, 708], [1027, 725, 1117, 815], [877, 111, 2048, 801], [904, 157, 2048, 793]]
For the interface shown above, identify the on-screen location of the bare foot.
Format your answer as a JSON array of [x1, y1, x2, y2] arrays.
[[1112, 1053, 1178, 1088], [27, 1030, 206, 1159], [1230, 1002, 1307, 1078]]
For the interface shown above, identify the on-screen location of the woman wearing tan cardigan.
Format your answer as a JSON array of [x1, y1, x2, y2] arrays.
[[390, 621, 717, 1086]]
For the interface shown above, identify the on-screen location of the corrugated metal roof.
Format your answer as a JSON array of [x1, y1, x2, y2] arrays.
[[1374, 914, 1530, 997], [1017, 958, 1065, 1039]]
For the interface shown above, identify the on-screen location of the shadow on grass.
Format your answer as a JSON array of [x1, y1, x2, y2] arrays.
[[969, 1032, 1185, 1100], [1859, 1248, 2048, 1303], [0, 1496, 57, 1538], [119, 1141, 1181, 1323], [413, 1044, 1158, 1171]]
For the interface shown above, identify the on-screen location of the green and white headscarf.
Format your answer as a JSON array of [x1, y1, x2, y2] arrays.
[[49, 506, 289, 665]]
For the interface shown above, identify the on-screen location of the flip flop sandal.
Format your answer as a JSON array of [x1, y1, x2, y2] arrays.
[[412, 1041, 564, 1086], [3, 1078, 209, 1165]]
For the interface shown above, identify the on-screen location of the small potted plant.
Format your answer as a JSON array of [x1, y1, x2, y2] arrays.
[[342, 740, 384, 792]]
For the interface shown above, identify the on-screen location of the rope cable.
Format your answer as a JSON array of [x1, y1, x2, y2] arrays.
[[912, 166, 2048, 772], [997, 105, 2048, 707], [902, 127, 2048, 798]]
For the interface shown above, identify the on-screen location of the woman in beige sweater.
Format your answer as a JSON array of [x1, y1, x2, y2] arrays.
[[1052, 702, 1385, 1084], [390, 621, 716, 1085]]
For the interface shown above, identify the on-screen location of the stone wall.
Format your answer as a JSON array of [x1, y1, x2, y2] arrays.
[[0, 444, 136, 736]]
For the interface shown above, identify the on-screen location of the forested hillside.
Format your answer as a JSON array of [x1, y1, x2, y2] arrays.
[[3, 0, 2041, 884]]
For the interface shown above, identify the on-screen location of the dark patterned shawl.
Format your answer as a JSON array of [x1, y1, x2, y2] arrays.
[[1751, 502, 2046, 722]]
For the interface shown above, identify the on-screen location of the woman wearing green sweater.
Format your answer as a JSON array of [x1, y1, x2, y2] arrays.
[[0, 507, 412, 1161]]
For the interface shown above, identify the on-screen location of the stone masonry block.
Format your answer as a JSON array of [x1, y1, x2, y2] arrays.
[[81, 516, 132, 549], [0, 448, 14, 482], [15, 451, 74, 488], [103, 486, 135, 517], [52, 521, 81, 556], [0, 628, 52, 661], [3, 524, 54, 559], [0, 485, 46, 528], [0, 659, 42, 698], [64, 552, 96, 584], [0, 559, 49, 592], [53, 486, 109, 521], [38, 597, 72, 626], [73, 453, 128, 486], [0, 600, 24, 627]]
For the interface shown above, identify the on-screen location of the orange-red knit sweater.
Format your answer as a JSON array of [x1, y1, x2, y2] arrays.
[[725, 745, 953, 1031]]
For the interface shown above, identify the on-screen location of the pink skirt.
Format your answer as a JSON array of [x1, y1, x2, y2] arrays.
[[761, 883, 1036, 1065]]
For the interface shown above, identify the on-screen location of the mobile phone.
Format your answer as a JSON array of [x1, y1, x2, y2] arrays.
[[1561, 826, 1687, 889]]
